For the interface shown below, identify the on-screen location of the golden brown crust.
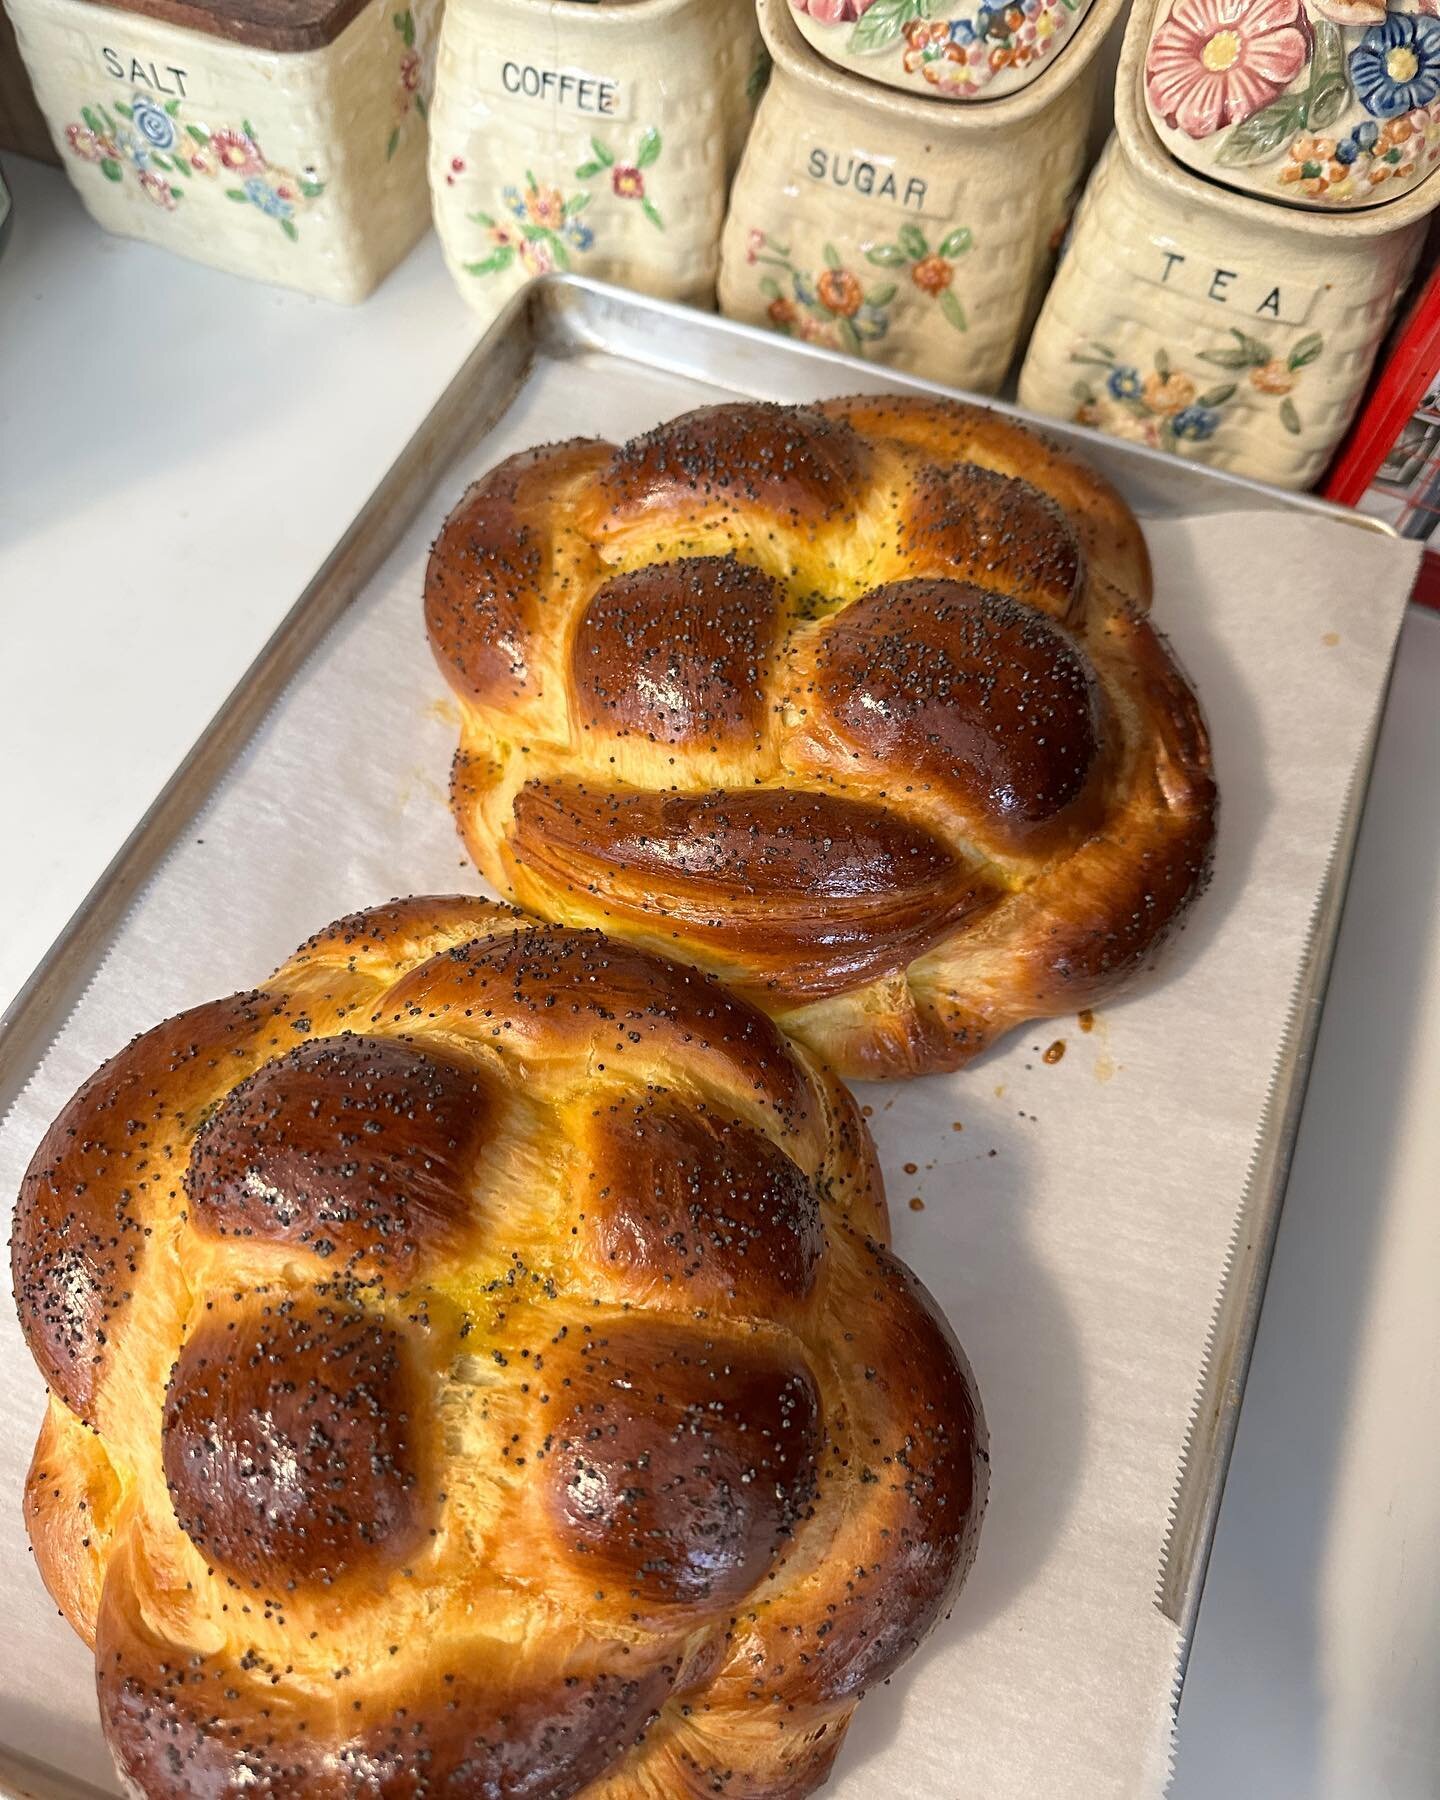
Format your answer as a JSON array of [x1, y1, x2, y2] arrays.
[[425, 396, 1215, 1078], [12, 897, 984, 1799]]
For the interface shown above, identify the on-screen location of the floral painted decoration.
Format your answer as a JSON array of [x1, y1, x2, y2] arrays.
[[63, 96, 323, 238], [1070, 327, 1325, 452], [1145, 0, 1440, 199], [387, 8, 430, 161], [748, 229, 972, 355], [460, 131, 666, 283], [789, 0, 1082, 95], [575, 129, 665, 230]]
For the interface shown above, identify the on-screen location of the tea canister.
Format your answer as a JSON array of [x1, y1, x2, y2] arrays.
[[717, 0, 1125, 395], [430, 0, 763, 324], [1018, 1, 1433, 486], [1141, 0, 1440, 210], [5, 0, 440, 301], [788, 0, 1100, 103]]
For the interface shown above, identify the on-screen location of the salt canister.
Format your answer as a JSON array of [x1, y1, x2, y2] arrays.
[[717, 0, 1126, 395], [6, 0, 441, 302], [1141, 0, 1440, 210], [1018, 0, 1433, 486], [430, 0, 763, 324]]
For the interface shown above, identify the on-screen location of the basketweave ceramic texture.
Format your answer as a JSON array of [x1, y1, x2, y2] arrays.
[[1018, 5, 1433, 486], [429, 0, 763, 325], [717, 0, 1123, 395], [788, 0, 1099, 103], [1141, 0, 1440, 211], [5, 0, 441, 302]]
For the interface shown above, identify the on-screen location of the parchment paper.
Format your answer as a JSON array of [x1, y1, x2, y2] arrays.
[[0, 355, 1421, 1799]]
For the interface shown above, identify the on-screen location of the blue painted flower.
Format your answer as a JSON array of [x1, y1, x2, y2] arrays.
[[853, 305, 889, 342], [502, 184, 525, 219], [130, 94, 176, 150], [1349, 12, 1440, 120], [115, 125, 150, 169], [244, 175, 293, 219], [948, 15, 978, 41], [1107, 365, 1143, 400], [1353, 119, 1379, 151], [1335, 136, 1359, 164], [566, 218, 595, 251], [793, 270, 818, 306], [1173, 406, 1221, 442]]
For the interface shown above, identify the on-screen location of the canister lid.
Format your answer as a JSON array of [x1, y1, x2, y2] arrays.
[[788, 0, 1099, 101], [1141, 0, 1440, 210], [78, 0, 372, 53]]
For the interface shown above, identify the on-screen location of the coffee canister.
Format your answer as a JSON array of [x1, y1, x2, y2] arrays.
[[6, 0, 441, 301], [430, 0, 763, 323], [717, 0, 1126, 394]]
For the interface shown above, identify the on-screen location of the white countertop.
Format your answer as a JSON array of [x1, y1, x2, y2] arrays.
[[3, 152, 1438, 1799]]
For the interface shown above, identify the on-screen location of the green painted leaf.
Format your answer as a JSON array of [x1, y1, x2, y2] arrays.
[[226, 187, 247, 201], [415, 91, 427, 120], [1198, 383, 1237, 406], [838, 316, 862, 356], [1230, 327, 1272, 365], [746, 46, 772, 104], [1154, 346, 1170, 378], [471, 210, 497, 226], [387, 126, 400, 160], [1279, 397, 1301, 435], [1288, 331, 1323, 370], [823, 242, 842, 269], [642, 197, 664, 230], [99, 157, 122, 182], [939, 287, 967, 332], [1305, 21, 1348, 128], [1069, 355, 1117, 369], [636, 126, 661, 169], [937, 225, 972, 258], [849, 0, 933, 53], [464, 246, 515, 275], [243, 119, 258, 141], [397, 8, 416, 46], [114, 102, 132, 119], [1071, 380, 1096, 403], [1092, 341, 1117, 357], [99, 105, 118, 130], [168, 186, 182, 201], [574, 160, 602, 178], [590, 137, 614, 167], [300, 180, 324, 198], [760, 275, 781, 299], [1215, 96, 1304, 167], [165, 98, 180, 115], [281, 218, 298, 242], [149, 153, 171, 171], [898, 222, 928, 260], [82, 106, 102, 133], [566, 190, 592, 216], [866, 244, 907, 266], [867, 283, 898, 306], [1198, 347, 1253, 369], [186, 124, 208, 144]]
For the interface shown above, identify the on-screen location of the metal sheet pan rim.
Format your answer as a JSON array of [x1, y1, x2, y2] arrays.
[[0, 274, 1403, 1798]]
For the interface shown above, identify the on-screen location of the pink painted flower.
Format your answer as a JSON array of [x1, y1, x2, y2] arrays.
[[1146, 0, 1311, 139], [519, 237, 557, 277], [746, 227, 766, 262], [210, 127, 265, 174], [400, 48, 421, 90], [612, 165, 645, 199], [189, 145, 217, 175], [139, 169, 177, 209], [789, 0, 876, 19], [65, 123, 103, 162]]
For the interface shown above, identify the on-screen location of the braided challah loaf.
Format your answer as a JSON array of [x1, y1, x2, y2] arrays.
[[14, 896, 986, 1798], [427, 394, 1217, 1079]]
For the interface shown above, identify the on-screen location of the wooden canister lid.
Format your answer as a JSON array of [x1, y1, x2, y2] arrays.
[[76, 0, 374, 54]]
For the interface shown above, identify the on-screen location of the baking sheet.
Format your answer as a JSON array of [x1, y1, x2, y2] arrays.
[[0, 327, 1421, 1799]]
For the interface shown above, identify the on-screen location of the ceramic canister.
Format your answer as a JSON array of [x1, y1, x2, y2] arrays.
[[1142, 0, 1440, 211], [430, 0, 763, 324], [717, 0, 1126, 395], [5, 0, 441, 302], [788, 0, 1100, 104], [1018, 0, 1433, 486]]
